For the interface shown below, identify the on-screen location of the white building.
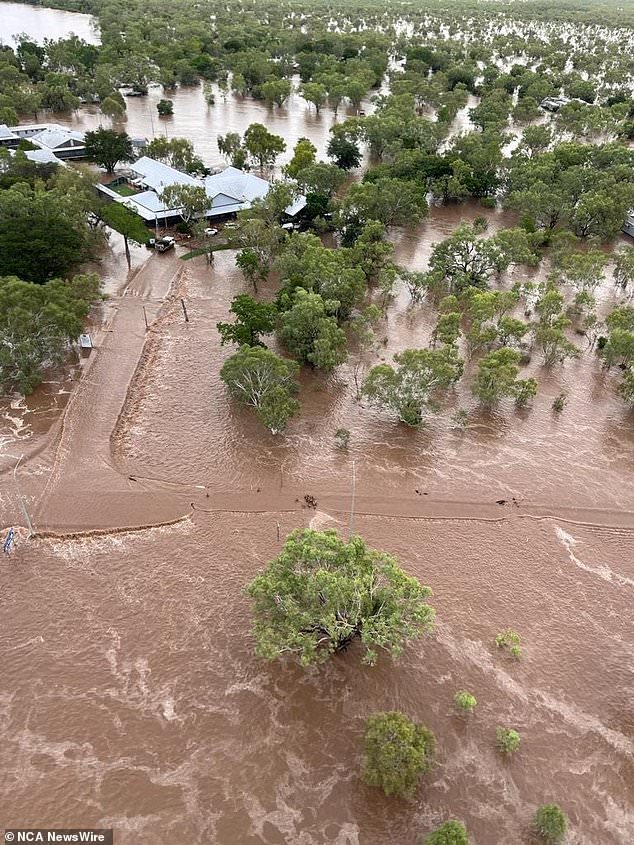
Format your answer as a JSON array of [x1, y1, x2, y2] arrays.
[[98, 156, 306, 224], [0, 122, 86, 159]]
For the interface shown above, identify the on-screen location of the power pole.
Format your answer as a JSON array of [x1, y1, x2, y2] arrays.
[[180, 298, 189, 322]]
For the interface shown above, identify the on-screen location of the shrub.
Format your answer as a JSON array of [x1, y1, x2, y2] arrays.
[[454, 691, 477, 713], [362, 711, 436, 797], [496, 628, 522, 658], [157, 98, 174, 116], [532, 804, 568, 843], [496, 727, 520, 755], [422, 820, 469, 845], [334, 427, 350, 449], [552, 393, 567, 413]]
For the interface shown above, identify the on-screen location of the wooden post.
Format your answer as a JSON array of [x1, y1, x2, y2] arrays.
[[142, 306, 149, 331], [276, 521, 280, 543], [180, 298, 189, 322]]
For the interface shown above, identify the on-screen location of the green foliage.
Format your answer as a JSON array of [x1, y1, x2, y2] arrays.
[[220, 345, 300, 434], [334, 427, 350, 449], [260, 77, 292, 107], [327, 135, 362, 170], [284, 138, 317, 180], [278, 289, 347, 370], [342, 177, 428, 229], [145, 137, 205, 175], [472, 349, 536, 407], [84, 128, 134, 173], [0, 179, 99, 284], [552, 393, 567, 413], [422, 820, 469, 845], [100, 201, 149, 266], [247, 529, 435, 666], [362, 711, 436, 798], [363, 347, 464, 426], [0, 273, 100, 394], [160, 183, 208, 223], [244, 122, 286, 171], [495, 628, 522, 657], [496, 727, 520, 755], [454, 691, 477, 713], [533, 804, 568, 844], [157, 98, 174, 115], [216, 294, 277, 347]]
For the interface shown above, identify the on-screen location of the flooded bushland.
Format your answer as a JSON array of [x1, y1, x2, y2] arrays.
[[1, 6, 634, 844]]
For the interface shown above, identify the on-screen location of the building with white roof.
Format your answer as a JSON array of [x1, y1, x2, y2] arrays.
[[98, 156, 306, 225], [6, 123, 86, 159]]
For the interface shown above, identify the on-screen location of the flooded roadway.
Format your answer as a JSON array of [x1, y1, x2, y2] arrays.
[[1, 8, 634, 844]]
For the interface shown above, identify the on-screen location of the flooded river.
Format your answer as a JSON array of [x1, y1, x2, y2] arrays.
[[1, 5, 634, 845]]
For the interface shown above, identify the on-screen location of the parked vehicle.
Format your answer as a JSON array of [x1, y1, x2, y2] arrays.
[[204, 227, 219, 237], [155, 236, 175, 253]]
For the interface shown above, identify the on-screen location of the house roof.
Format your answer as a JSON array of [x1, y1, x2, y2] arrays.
[[30, 127, 85, 150], [0, 124, 18, 141], [100, 158, 306, 221], [203, 166, 271, 203], [131, 156, 200, 191], [17, 148, 64, 165]]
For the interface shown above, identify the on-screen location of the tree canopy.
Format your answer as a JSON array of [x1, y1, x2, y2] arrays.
[[247, 529, 435, 666]]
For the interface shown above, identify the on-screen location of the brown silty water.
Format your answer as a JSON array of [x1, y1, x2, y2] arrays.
[[1, 13, 634, 843]]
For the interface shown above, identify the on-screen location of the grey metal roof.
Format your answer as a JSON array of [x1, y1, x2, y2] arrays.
[[131, 156, 200, 191]]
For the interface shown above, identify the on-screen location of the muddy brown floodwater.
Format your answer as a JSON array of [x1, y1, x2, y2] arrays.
[[1, 9, 634, 843]]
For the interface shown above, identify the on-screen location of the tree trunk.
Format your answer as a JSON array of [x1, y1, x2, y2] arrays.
[[123, 234, 131, 268]]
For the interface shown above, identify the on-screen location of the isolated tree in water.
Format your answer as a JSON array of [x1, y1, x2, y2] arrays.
[[532, 804, 568, 844], [220, 346, 300, 434], [247, 529, 435, 665], [362, 711, 436, 797]]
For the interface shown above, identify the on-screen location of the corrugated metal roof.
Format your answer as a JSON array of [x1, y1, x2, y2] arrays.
[[0, 124, 17, 141], [204, 166, 270, 203], [30, 127, 85, 149], [131, 156, 199, 191]]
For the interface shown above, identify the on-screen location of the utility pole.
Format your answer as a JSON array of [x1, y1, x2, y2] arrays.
[[14, 454, 34, 539], [180, 298, 189, 322], [142, 305, 149, 331], [348, 459, 356, 538]]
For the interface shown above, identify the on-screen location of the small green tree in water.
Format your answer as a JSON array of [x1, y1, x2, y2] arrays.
[[532, 804, 568, 844], [247, 529, 435, 665], [422, 820, 469, 845], [496, 727, 520, 755], [362, 711, 435, 797]]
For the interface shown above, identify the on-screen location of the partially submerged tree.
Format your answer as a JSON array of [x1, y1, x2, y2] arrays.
[[532, 804, 568, 844], [100, 201, 149, 267], [422, 820, 469, 845], [472, 348, 537, 407], [216, 294, 277, 347], [362, 347, 463, 426], [0, 273, 101, 394], [220, 345, 300, 434], [278, 289, 347, 370], [247, 529, 435, 665], [362, 711, 436, 797]]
